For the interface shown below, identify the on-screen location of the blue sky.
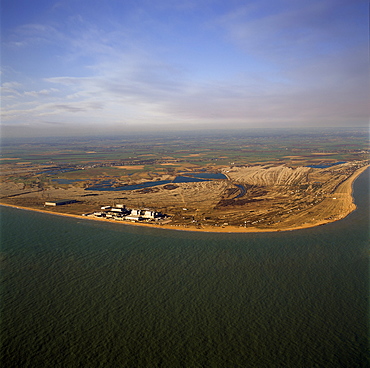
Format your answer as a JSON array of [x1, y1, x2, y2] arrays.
[[1, 0, 368, 137]]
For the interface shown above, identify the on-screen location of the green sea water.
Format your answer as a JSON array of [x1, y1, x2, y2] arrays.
[[1, 169, 369, 367]]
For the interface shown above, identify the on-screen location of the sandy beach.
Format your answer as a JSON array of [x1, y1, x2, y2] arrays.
[[1, 165, 368, 233]]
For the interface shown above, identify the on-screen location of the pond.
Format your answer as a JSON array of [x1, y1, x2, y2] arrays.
[[306, 161, 346, 169]]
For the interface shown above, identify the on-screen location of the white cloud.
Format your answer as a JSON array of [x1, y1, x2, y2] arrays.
[[23, 88, 59, 97], [6, 23, 65, 48], [1, 0, 367, 137], [215, 0, 365, 64]]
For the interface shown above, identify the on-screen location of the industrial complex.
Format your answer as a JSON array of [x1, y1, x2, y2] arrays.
[[83, 204, 168, 223]]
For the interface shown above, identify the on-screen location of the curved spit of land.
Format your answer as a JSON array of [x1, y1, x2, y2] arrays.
[[0, 160, 368, 233]]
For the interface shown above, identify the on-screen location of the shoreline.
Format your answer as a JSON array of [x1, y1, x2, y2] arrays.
[[1, 165, 368, 234]]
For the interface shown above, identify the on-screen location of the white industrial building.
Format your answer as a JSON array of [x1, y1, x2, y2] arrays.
[[86, 205, 166, 223]]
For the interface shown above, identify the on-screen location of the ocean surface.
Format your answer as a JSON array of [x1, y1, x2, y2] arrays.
[[1, 169, 369, 368]]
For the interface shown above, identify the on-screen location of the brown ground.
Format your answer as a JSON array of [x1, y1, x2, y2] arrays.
[[0, 161, 368, 233]]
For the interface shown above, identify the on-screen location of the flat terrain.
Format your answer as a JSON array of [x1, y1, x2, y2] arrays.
[[1, 129, 369, 232]]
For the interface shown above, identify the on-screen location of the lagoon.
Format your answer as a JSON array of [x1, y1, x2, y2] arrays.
[[86, 176, 210, 191]]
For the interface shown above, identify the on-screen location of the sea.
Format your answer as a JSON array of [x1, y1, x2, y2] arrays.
[[1, 169, 369, 368]]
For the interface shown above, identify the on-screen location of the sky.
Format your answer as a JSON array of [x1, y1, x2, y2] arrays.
[[1, 0, 369, 137]]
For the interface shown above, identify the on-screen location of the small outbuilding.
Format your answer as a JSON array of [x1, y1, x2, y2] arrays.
[[101, 205, 112, 210], [45, 199, 77, 206]]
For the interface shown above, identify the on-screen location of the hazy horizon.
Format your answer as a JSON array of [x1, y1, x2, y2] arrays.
[[1, 126, 368, 144], [1, 0, 369, 138]]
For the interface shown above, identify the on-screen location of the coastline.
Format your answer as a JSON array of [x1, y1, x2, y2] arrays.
[[1, 165, 368, 234]]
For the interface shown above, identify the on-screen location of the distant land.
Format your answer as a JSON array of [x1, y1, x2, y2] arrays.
[[1, 128, 369, 232]]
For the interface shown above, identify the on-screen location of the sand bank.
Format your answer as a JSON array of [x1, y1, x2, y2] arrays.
[[1, 165, 368, 234]]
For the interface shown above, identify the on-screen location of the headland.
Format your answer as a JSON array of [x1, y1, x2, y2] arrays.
[[1, 164, 368, 233], [1, 130, 368, 233]]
